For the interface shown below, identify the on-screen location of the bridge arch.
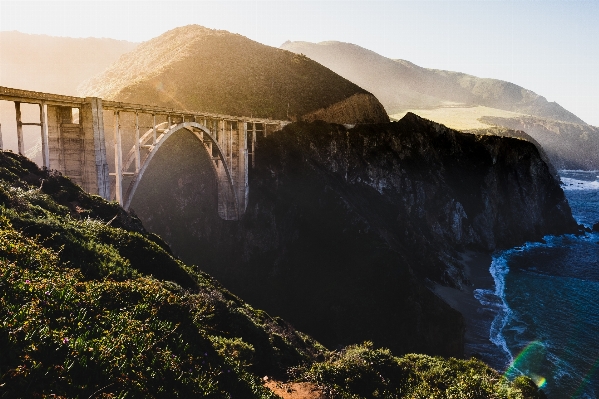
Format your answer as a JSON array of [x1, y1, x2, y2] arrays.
[[122, 121, 240, 220]]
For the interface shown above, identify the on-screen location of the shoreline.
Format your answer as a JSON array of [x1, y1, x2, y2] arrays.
[[432, 251, 506, 370]]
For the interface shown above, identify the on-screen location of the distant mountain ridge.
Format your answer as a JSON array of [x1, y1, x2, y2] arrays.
[[0, 31, 138, 95], [281, 40, 585, 125], [80, 25, 388, 123], [281, 40, 599, 169]]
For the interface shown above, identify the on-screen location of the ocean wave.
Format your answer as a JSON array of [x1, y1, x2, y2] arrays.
[[558, 169, 599, 174], [560, 177, 599, 191], [486, 255, 514, 366]]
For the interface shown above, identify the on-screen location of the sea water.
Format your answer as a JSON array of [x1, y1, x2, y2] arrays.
[[480, 170, 599, 398]]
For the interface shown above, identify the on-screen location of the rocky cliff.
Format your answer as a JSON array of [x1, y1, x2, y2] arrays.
[[129, 114, 578, 358]]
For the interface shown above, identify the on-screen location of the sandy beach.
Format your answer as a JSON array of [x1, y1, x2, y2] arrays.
[[432, 251, 505, 369]]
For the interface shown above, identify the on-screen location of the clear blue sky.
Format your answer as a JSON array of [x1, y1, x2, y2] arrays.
[[1, 0, 598, 125]]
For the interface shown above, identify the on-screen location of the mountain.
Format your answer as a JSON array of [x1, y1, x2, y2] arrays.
[[281, 41, 583, 124], [79, 25, 388, 124], [128, 114, 578, 364], [280, 40, 599, 169], [0, 150, 546, 398], [0, 31, 138, 95]]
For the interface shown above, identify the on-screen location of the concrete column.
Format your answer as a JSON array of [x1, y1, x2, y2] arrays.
[[114, 110, 123, 205], [152, 114, 157, 145], [251, 122, 256, 168], [134, 112, 140, 173], [15, 102, 24, 155], [81, 97, 109, 199], [229, 121, 233, 168], [237, 121, 248, 213], [40, 102, 50, 168]]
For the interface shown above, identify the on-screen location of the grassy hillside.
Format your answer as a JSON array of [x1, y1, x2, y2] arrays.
[[281, 40, 584, 124], [80, 25, 388, 123], [0, 150, 546, 398]]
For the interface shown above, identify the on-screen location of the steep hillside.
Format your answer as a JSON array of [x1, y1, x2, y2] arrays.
[[80, 26, 388, 123], [129, 114, 578, 363], [281, 40, 599, 169], [0, 150, 546, 398], [281, 40, 583, 124]]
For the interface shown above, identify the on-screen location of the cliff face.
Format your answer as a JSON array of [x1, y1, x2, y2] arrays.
[[130, 114, 577, 358], [478, 115, 599, 170]]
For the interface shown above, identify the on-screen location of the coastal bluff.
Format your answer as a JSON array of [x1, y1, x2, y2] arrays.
[[129, 113, 578, 358]]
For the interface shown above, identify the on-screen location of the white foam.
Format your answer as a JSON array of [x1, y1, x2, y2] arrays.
[[486, 255, 514, 365], [561, 177, 599, 191], [558, 169, 599, 174]]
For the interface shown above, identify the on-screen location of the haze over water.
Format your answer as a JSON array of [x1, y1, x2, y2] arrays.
[[482, 170, 599, 398]]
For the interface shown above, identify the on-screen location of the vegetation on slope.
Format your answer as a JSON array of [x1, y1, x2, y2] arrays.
[[0, 151, 322, 398], [0, 150, 545, 398], [296, 342, 546, 399], [80, 25, 388, 123]]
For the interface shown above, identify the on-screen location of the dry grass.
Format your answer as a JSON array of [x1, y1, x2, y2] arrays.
[[390, 106, 526, 130]]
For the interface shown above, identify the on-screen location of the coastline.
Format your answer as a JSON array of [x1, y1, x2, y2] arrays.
[[432, 251, 506, 369]]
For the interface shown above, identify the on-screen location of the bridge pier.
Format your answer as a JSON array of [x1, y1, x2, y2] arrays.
[[44, 98, 110, 199]]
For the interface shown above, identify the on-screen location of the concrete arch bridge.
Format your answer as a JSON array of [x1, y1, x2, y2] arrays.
[[0, 86, 287, 220]]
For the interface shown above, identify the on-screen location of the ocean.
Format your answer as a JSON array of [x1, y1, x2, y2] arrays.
[[476, 170, 599, 398]]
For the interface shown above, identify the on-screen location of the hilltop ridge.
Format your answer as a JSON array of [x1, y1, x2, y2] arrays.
[[80, 25, 388, 124]]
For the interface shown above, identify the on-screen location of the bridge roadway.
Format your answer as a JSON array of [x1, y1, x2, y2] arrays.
[[0, 86, 288, 220]]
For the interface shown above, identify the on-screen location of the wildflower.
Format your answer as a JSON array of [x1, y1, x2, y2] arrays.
[[25, 280, 30, 284], [63, 337, 69, 344], [45, 291, 50, 296]]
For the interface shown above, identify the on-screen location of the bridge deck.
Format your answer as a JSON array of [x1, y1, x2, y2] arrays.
[[0, 86, 285, 124]]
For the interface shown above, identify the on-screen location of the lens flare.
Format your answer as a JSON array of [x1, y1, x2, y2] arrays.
[[503, 341, 547, 387], [572, 357, 599, 397]]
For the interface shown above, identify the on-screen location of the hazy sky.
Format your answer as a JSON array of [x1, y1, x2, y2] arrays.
[[1, 0, 598, 125]]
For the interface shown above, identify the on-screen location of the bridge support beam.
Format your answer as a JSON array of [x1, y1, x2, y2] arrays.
[[40, 102, 50, 168], [14, 102, 24, 155], [237, 121, 248, 213], [82, 97, 110, 199]]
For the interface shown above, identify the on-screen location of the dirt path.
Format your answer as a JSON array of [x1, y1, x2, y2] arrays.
[[263, 378, 325, 399]]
